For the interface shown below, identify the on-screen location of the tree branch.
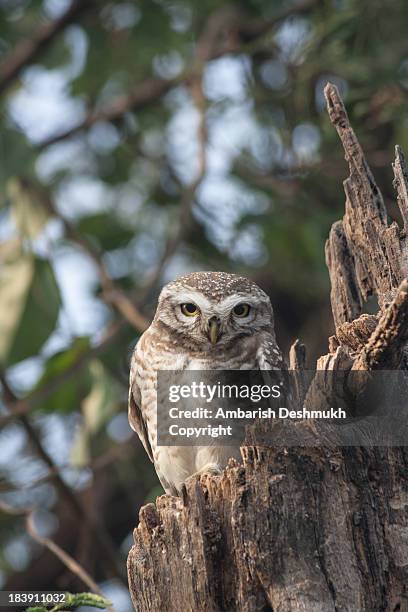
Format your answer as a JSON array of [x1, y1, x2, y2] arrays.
[[0, 0, 94, 96], [20, 178, 150, 332], [26, 513, 103, 597], [136, 8, 221, 300], [352, 278, 408, 370], [0, 501, 111, 607], [0, 319, 123, 427], [0, 371, 126, 583], [38, 75, 179, 149], [324, 82, 408, 328], [37, 0, 319, 149]]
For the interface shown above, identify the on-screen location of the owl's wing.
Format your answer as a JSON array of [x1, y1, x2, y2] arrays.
[[256, 333, 284, 370], [128, 351, 154, 463], [256, 333, 291, 406]]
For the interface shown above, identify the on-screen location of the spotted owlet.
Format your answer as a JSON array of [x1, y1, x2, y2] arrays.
[[128, 271, 283, 495]]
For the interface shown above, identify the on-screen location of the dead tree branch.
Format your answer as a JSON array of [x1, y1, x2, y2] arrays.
[[324, 83, 408, 329], [26, 513, 104, 597]]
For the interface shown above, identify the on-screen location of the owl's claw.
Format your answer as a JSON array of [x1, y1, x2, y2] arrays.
[[181, 463, 223, 495]]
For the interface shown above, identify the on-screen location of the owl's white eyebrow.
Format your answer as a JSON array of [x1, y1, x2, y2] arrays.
[[214, 296, 255, 317], [217, 295, 251, 310], [167, 291, 268, 316], [170, 290, 213, 311]]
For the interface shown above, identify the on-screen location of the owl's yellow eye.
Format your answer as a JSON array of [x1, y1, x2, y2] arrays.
[[181, 303, 199, 317], [233, 303, 250, 317]]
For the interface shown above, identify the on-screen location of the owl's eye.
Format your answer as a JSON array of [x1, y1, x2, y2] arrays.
[[233, 303, 250, 317], [181, 303, 199, 317]]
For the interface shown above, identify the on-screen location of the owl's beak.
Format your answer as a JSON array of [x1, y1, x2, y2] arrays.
[[208, 317, 220, 345]]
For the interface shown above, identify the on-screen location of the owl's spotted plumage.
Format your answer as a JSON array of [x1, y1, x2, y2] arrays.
[[128, 271, 283, 495]]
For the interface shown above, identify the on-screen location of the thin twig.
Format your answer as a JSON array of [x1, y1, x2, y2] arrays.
[[0, 0, 94, 96], [0, 372, 126, 584], [26, 513, 103, 596], [137, 7, 220, 299], [18, 178, 150, 333], [352, 278, 408, 370], [0, 502, 111, 608], [0, 319, 124, 427]]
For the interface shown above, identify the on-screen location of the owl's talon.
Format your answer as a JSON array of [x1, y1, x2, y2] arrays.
[[200, 466, 222, 478], [183, 464, 223, 490]]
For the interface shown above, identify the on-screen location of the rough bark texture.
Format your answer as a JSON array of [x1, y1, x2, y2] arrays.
[[324, 85, 408, 329], [127, 84, 408, 611]]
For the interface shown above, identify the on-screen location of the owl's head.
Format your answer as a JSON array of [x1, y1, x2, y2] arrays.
[[154, 271, 274, 349]]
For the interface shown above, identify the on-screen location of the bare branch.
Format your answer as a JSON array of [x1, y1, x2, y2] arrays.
[[324, 82, 408, 327], [20, 178, 150, 332], [0, 501, 107, 601], [0, 0, 94, 96], [0, 371, 126, 584], [26, 513, 103, 596], [38, 76, 179, 149], [37, 0, 319, 149], [352, 278, 408, 370], [0, 319, 123, 426], [392, 145, 408, 233]]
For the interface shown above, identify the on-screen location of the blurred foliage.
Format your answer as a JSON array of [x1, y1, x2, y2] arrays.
[[0, 0, 407, 604], [25, 592, 112, 611]]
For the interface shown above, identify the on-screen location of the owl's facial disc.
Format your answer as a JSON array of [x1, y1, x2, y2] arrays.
[[157, 284, 272, 349]]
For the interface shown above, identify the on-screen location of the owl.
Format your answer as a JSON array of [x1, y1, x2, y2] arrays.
[[128, 271, 283, 496]]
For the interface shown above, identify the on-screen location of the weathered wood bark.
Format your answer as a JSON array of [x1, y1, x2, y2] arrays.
[[127, 84, 408, 611]]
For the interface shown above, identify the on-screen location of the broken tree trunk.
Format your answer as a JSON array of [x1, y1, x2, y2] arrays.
[[127, 84, 408, 611]]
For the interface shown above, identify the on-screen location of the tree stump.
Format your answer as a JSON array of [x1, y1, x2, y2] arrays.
[[127, 84, 408, 612]]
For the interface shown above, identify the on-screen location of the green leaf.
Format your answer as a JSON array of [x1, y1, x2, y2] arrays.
[[6, 258, 61, 365], [7, 177, 50, 239], [0, 256, 33, 365], [82, 360, 118, 432], [25, 591, 112, 611], [70, 360, 119, 467], [32, 338, 93, 414], [76, 213, 135, 251], [0, 255, 61, 365]]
